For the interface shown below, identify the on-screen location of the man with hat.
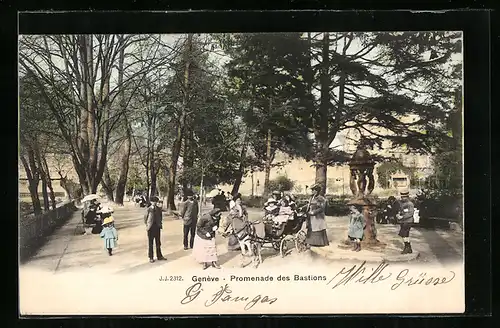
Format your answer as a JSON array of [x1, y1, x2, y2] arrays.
[[144, 196, 166, 263], [396, 189, 415, 254], [180, 190, 199, 250], [304, 183, 330, 247]]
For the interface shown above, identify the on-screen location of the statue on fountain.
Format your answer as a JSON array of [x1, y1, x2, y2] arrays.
[[349, 147, 376, 199], [343, 142, 382, 247]]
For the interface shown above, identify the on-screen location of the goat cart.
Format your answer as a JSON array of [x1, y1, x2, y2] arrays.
[[250, 210, 309, 258]]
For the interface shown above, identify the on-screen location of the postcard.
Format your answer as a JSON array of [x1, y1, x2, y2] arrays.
[[19, 30, 464, 315]]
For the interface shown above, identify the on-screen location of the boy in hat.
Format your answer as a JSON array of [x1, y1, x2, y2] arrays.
[[144, 196, 166, 263], [396, 190, 415, 254]]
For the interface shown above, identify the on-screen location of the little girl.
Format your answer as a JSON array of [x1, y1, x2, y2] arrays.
[[347, 205, 365, 252], [100, 217, 118, 256]]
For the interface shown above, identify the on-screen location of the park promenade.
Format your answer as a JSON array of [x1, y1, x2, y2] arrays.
[[19, 202, 464, 275]]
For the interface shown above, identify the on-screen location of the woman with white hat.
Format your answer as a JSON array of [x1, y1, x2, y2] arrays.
[[304, 183, 330, 247]]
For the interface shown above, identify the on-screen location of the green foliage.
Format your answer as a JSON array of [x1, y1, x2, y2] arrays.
[[268, 175, 295, 192], [226, 32, 461, 163], [424, 150, 462, 194], [376, 160, 417, 189], [172, 36, 247, 189], [127, 165, 147, 190], [243, 193, 350, 216], [224, 33, 315, 164]]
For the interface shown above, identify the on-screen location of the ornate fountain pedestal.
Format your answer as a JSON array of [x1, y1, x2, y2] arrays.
[[338, 147, 386, 250]]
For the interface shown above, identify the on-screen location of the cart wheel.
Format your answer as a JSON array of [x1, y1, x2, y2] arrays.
[[295, 230, 307, 253], [280, 238, 290, 258]]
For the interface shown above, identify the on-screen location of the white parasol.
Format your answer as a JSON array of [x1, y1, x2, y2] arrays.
[[206, 189, 220, 198], [81, 194, 99, 202], [97, 206, 114, 214]]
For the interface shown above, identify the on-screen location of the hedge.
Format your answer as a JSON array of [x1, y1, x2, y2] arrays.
[[242, 194, 356, 216]]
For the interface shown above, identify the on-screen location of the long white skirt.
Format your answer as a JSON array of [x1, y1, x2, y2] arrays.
[[193, 234, 218, 263]]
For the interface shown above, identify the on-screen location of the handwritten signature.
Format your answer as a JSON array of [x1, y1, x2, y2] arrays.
[[326, 261, 455, 290], [180, 282, 277, 310]]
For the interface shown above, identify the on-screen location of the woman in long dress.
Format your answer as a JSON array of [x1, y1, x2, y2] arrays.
[[226, 193, 248, 251], [193, 208, 223, 270], [305, 183, 330, 247]]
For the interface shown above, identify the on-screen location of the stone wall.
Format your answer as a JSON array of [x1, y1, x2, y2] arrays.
[[19, 200, 77, 261]]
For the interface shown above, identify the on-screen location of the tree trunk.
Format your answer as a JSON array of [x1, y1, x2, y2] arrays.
[[166, 34, 192, 211], [114, 41, 130, 206], [313, 32, 331, 196], [102, 166, 115, 202], [29, 182, 42, 215], [231, 128, 249, 196], [166, 138, 182, 211], [32, 143, 50, 211], [41, 155, 57, 209], [150, 162, 158, 198], [41, 179, 50, 211], [20, 153, 42, 215], [181, 124, 195, 194], [59, 176, 73, 200], [199, 165, 204, 219], [71, 155, 90, 195], [263, 128, 272, 197], [115, 130, 131, 205], [315, 163, 328, 196]]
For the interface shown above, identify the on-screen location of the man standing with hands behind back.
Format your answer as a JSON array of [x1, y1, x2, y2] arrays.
[[144, 196, 166, 263], [180, 190, 199, 250]]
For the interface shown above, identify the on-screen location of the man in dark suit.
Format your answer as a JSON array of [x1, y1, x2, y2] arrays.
[[180, 190, 199, 250], [144, 196, 166, 263]]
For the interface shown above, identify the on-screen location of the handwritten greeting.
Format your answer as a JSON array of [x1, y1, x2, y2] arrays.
[[326, 261, 456, 290], [180, 282, 278, 310]]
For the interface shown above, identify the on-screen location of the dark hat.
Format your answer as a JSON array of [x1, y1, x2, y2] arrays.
[[310, 183, 322, 191], [150, 196, 159, 202], [349, 204, 363, 212], [210, 208, 222, 216]]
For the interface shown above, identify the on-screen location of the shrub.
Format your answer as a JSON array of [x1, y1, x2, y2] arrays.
[[268, 175, 294, 192], [416, 188, 463, 228], [241, 196, 265, 208], [294, 194, 351, 216]]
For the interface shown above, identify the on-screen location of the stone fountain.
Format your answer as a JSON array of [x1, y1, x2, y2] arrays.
[[341, 145, 385, 248]]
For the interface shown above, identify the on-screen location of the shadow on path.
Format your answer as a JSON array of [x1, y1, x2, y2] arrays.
[[416, 228, 463, 265], [218, 250, 241, 266]]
